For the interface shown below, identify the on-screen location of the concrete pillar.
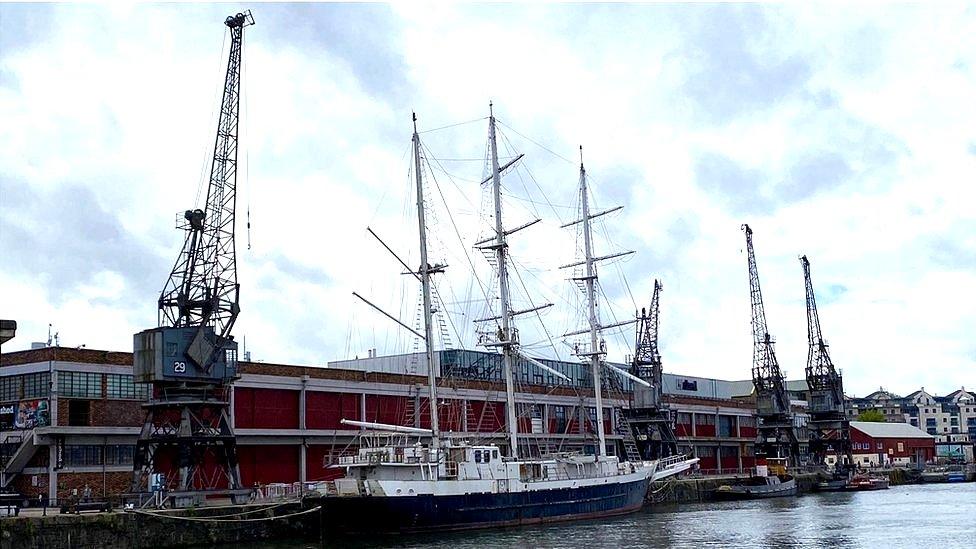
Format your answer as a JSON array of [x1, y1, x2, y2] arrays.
[[48, 443, 58, 503], [461, 399, 469, 432], [229, 386, 235, 430], [691, 412, 697, 437], [49, 369, 58, 427], [299, 440, 307, 484], [299, 375, 308, 430]]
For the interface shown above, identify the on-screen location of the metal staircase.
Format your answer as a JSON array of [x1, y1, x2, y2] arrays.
[[1, 431, 38, 488], [614, 408, 642, 463]]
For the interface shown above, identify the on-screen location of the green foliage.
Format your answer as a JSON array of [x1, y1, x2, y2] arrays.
[[857, 409, 886, 422]]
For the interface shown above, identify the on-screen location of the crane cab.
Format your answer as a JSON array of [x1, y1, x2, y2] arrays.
[[133, 326, 237, 383]]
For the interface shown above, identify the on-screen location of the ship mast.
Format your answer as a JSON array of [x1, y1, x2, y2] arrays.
[[413, 113, 440, 448], [558, 148, 637, 459], [487, 104, 520, 458], [579, 154, 608, 458]]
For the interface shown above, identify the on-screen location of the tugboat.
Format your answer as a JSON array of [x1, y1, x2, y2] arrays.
[[306, 109, 698, 533], [713, 457, 797, 500]]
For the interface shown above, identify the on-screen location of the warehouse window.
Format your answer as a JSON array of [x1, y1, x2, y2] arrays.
[[65, 445, 102, 466], [22, 372, 50, 399], [0, 377, 19, 402], [106, 374, 149, 400], [695, 414, 716, 425], [105, 445, 135, 465], [60, 371, 102, 398], [64, 445, 135, 467]]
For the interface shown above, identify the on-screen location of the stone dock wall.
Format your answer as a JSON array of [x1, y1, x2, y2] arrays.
[[0, 503, 318, 549], [648, 472, 829, 504]]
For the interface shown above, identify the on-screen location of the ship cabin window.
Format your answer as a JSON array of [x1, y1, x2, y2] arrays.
[[493, 450, 499, 460], [474, 450, 482, 463]]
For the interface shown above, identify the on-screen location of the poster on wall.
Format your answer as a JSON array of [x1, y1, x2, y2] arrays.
[[14, 399, 50, 429], [0, 404, 15, 429]]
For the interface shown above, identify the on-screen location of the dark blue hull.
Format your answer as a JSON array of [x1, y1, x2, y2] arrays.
[[311, 476, 649, 534]]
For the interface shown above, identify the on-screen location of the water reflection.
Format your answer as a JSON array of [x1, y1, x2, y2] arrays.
[[258, 483, 975, 548]]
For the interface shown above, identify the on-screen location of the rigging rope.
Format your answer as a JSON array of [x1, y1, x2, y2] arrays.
[[496, 119, 574, 164], [418, 116, 488, 135]]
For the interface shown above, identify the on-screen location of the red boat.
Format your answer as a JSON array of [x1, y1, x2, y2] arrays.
[[845, 475, 889, 491]]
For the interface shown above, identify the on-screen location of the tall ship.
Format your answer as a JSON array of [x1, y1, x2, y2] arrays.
[[307, 107, 697, 533]]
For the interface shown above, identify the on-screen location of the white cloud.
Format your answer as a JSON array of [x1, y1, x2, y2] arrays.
[[1, 4, 973, 396]]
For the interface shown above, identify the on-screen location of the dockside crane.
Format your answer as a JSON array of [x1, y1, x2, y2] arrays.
[[801, 255, 853, 473], [741, 225, 799, 464], [621, 280, 679, 460], [130, 11, 255, 508]]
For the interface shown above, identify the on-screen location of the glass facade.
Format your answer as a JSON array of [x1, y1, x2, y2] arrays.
[[60, 371, 102, 399], [63, 445, 135, 466], [105, 374, 150, 400], [438, 349, 633, 391], [0, 372, 51, 402]]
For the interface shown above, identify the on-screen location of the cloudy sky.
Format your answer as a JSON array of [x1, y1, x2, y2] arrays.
[[1, 3, 973, 396]]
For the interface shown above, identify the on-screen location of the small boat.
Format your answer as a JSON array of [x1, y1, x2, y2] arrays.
[[946, 471, 966, 483], [844, 474, 889, 491], [816, 478, 848, 492], [713, 457, 797, 500], [714, 475, 797, 500], [920, 465, 966, 483]]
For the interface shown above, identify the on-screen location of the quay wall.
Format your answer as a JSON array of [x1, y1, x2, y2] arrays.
[[0, 503, 316, 549], [649, 472, 827, 504]]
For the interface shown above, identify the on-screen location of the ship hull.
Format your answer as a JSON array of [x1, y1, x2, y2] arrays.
[[312, 475, 649, 534], [712, 477, 797, 500]]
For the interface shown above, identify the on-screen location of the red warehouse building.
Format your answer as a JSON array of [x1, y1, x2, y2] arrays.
[[1, 347, 761, 503], [828, 420, 936, 468]]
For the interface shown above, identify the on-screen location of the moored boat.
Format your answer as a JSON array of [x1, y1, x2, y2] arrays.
[[306, 108, 697, 534], [844, 474, 889, 491], [714, 474, 797, 500], [312, 433, 653, 533], [713, 457, 797, 500]]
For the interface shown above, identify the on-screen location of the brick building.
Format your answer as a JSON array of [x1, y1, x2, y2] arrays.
[[826, 420, 936, 468], [1, 346, 759, 503]]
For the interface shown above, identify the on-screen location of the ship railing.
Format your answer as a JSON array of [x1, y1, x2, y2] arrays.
[[656, 453, 695, 471], [253, 482, 307, 501], [693, 467, 752, 477]]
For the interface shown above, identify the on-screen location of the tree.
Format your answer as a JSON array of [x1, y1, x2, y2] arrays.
[[857, 409, 886, 422]]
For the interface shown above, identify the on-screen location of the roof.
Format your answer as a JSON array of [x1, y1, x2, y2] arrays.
[[729, 379, 810, 398], [851, 421, 934, 439], [864, 388, 902, 400], [943, 388, 974, 403], [729, 380, 754, 397], [786, 379, 810, 392]]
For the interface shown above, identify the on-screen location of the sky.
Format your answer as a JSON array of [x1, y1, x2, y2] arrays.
[[1, 3, 974, 397]]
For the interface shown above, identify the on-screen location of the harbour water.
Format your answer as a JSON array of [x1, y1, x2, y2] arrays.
[[263, 482, 975, 548]]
